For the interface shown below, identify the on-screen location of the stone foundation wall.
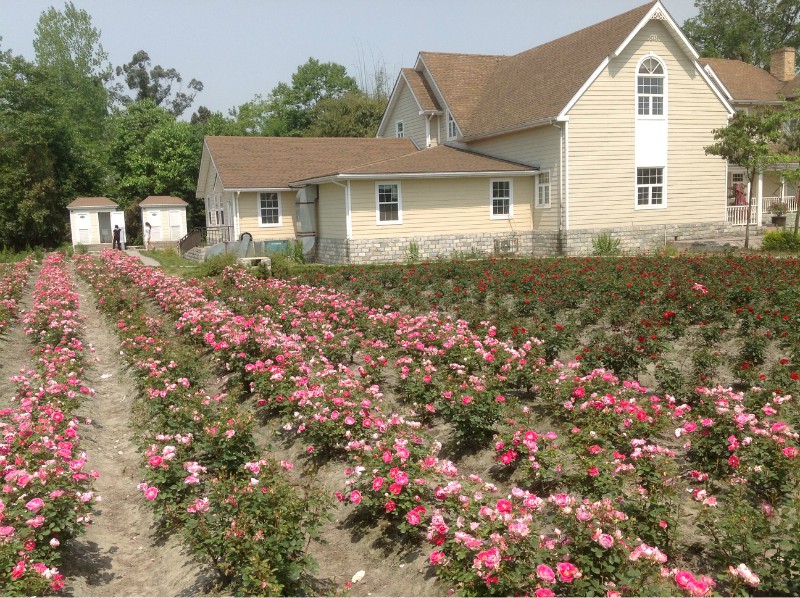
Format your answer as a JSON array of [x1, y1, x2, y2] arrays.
[[561, 222, 754, 255], [312, 222, 755, 264], [315, 237, 349, 265]]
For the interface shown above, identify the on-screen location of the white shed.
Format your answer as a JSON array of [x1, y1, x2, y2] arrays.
[[140, 196, 189, 247], [67, 197, 126, 249]]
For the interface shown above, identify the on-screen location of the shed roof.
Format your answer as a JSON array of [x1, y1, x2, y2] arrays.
[[67, 196, 118, 209], [140, 195, 188, 207]]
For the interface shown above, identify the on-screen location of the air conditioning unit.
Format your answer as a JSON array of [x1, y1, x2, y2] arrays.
[[493, 237, 518, 255]]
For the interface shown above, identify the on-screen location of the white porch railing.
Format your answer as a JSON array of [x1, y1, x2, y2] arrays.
[[762, 195, 798, 215], [726, 205, 758, 226]]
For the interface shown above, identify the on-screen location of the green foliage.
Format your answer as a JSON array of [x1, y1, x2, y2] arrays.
[[406, 240, 421, 264], [0, 50, 101, 249], [232, 58, 359, 137], [761, 229, 800, 251], [197, 252, 239, 277], [682, 0, 800, 68], [304, 91, 387, 137], [112, 50, 203, 117], [591, 232, 621, 256]]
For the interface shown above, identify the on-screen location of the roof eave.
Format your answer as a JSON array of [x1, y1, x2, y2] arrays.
[[292, 169, 538, 186]]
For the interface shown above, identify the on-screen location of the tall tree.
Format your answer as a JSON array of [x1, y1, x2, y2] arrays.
[[705, 107, 785, 248], [234, 58, 360, 137], [0, 51, 98, 249], [305, 91, 387, 137], [683, 0, 800, 68], [113, 50, 203, 117], [33, 1, 111, 142]]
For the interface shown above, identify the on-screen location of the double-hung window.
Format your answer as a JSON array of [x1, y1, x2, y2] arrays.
[[537, 171, 551, 207], [376, 182, 401, 224], [259, 192, 281, 226], [636, 168, 664, 207], [490, 180, 512, 219], [396, 121, 404, 138], [637, 57, 664, 116]]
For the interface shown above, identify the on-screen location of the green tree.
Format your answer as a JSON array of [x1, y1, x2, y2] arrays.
[[706, 107, 784, 248], [683, 0, 800, 67], [33, 1, 111, 143], [305, 91, 387, 137], [0, 51, 98, 249], [113, 50, 203, 117], [774, 98, 800, 234], [108, 99, 175, 205], [232, 58, 360, 137]]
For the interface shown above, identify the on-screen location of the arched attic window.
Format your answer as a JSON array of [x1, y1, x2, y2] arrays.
[[637, 56, 665, 116]]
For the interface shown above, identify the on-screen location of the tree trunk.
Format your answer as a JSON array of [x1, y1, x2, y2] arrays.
[[794, 188, 800, 236], [744, 186, 754, 249]]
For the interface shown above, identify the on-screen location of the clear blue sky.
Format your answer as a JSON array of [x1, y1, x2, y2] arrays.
[[0, 0, 699, 116]]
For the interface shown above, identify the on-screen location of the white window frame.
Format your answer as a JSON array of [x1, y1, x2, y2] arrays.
[[447, 110, 457, 140], [636, 56, 666, 118], [375, 182, 402, 225], [490, 179, 513, 220], [258, 192, 282, 227], [635, 167, 666, 209], [395, 121, 404, 138], [536, 171, 551, 208]]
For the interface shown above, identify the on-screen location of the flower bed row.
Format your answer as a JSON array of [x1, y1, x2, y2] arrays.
[[74, 252, 328, 596], [0, 258, 34, 335], [0, 253, 98, 595], [82, 255, 800, 595]]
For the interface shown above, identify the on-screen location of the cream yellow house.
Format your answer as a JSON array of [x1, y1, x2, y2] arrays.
[[197, 0, 746, 263]]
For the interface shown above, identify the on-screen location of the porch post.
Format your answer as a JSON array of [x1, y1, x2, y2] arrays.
[[756, 174, 763, 224]]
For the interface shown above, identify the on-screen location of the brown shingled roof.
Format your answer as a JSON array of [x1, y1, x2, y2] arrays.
[[205, 136, 417, 189], [140, 195, 188, 206], [780, 75, 800, 99], [335, 145, 536, 177], [67, 196, 118, 209], [700, 57, 786, 102], [464, 1, 658, 138], [419, 52, 505, 128], [402, 68, 441, 112]]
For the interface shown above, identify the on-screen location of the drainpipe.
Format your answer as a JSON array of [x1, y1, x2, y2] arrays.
[[551, 120, 566, 253], [234, 191, 241, 240], [331, 179, 352, 263]]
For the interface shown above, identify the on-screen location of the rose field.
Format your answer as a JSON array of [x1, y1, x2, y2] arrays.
[[1, 250, 799, 596]]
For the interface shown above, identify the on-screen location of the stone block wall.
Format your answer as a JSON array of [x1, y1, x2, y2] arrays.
[[311, 222, 756, 264]]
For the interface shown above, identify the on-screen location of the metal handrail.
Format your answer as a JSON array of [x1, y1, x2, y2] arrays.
[[177, 226, 234, 255]]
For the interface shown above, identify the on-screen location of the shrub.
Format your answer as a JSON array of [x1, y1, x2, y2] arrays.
[[761, 229, 800, 252], [592, 233, 621, 256]]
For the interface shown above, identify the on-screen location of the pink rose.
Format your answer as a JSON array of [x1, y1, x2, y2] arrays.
[[557, 562, 580, 583], [373, 477, 384, 491], [144, 486, 159, 501], [25, 498, 44, 512], [429, 551, 445, 565], [536, 564, 556, 583], [534, 589, 556, 597], [349, 490, 362, 504], [597, 533, 614, 549]]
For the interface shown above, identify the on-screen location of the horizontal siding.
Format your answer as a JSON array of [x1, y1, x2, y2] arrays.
[[380, 84, 426, 148], [238, 191, 297, 240], [566, 19, 729, 230], [318, 183, 347, 239], [349, 177, 535, 240], [469, 126, 562, 231]]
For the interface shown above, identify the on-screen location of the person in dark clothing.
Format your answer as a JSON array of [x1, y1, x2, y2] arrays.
[[112, 225, 122, 250]]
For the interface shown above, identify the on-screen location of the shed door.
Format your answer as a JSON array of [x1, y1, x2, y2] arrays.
[[110, 211, 126, 244], [146, 210, 161, 241], [76, 212, 90, 244], [169, 209, 182, 240]]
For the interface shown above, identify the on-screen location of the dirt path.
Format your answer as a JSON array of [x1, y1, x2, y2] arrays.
[[50, 269, 207, 596]]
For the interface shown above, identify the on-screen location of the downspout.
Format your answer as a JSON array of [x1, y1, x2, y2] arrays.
[[551, 120, 565, 253], [234, 191, 241, 240], [331, 179, 352, 263]]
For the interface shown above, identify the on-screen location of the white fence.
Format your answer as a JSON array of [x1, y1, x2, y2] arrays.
[[726, 195, 798, 226]]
